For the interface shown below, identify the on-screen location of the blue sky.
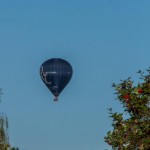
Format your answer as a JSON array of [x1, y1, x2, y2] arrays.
[[0, 0, 150, 150]]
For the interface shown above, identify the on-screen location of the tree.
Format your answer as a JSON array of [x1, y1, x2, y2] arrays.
[[0, 89, 19, 150], [104, 69, 150, 150], [0, 113, 9, 150]]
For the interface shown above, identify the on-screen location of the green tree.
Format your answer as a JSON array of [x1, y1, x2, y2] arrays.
[[0, 89, 19, 150], [104, 69, 150, 150], [0, 113, 9, 150]]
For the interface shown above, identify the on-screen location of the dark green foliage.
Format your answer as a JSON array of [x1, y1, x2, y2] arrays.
[[104, 69, 150, 150], [10, 147, 19, 150]]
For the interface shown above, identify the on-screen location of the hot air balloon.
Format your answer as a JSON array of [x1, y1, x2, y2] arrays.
[[40, 58, 73, 101]]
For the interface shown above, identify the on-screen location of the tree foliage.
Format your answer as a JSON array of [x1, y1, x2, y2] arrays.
[[0, 90, 19, 150], [0, 113, 9, 150], [104, 69, 150, 150], [10, 147, 19, 150]]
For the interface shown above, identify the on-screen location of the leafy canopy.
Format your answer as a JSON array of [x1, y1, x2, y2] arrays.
[[104, 69, 150, 150]]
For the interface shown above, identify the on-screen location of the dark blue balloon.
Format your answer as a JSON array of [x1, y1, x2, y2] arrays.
[[40, 58, 73, 101]]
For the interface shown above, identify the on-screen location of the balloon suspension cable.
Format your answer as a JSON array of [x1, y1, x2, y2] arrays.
[[54, 96, 58, 102]]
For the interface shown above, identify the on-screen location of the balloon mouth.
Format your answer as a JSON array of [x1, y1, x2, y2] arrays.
[[54, 96, 58, 102]]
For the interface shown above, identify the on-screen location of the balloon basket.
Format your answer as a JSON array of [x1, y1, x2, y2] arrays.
[[54, 97, 58, 102]]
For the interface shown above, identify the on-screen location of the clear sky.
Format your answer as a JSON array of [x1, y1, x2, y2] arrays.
[[0, 0, 150, 150]]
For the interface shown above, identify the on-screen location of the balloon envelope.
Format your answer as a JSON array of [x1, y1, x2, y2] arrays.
[[40, 58, 73, 100]]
